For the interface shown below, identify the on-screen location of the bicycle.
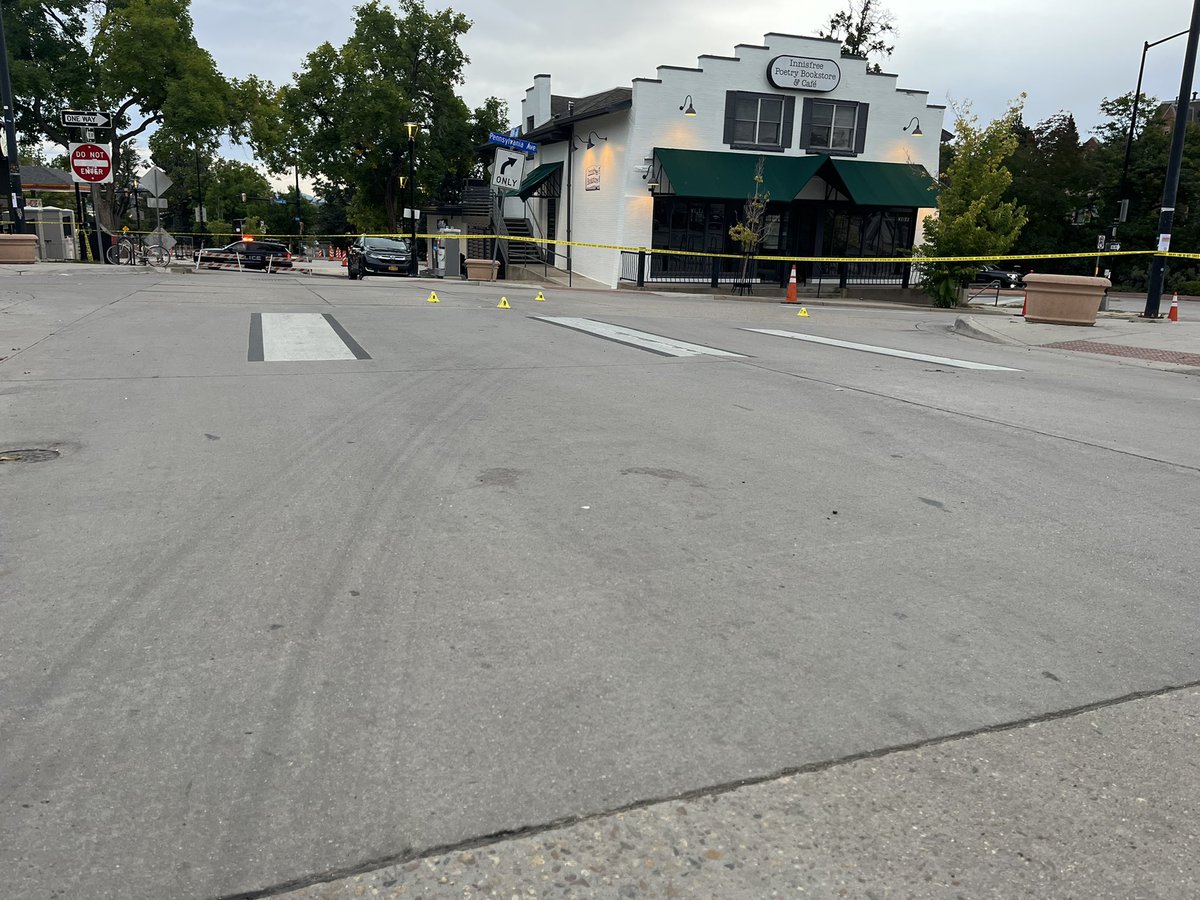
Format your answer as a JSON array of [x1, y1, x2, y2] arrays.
[[106, 237, 170, 267]]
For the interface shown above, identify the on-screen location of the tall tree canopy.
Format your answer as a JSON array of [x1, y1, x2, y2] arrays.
[[7, 0, 241, 228], [819, 0, 895, 73], [252, 0, 507, 233]]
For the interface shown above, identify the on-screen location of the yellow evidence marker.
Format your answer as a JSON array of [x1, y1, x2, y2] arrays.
[[534, 291, 546, 301], [426, 291, 440, 303], [497, 297, 511, 309], [797, 307, 810, 317]]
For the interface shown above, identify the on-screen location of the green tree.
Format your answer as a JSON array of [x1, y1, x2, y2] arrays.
[[819, 0, 895, 73], [1005, 112, 1099, 269], [7, 0, 241, 230], [253, 0, 507, 233], [917, 99, 1028, 306]]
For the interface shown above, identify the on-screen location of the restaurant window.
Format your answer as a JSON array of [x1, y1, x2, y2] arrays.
[[800, 100, 869, 155], [724, 91, 795, 152]]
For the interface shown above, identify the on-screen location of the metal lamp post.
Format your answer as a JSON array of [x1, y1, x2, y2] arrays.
[[1144, 1, 1200, 318], [0, 4, 26, 234], [405, 121, 418, 275]]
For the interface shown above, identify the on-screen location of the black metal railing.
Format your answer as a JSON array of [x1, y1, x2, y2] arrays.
[[620, 251, 913, 296]]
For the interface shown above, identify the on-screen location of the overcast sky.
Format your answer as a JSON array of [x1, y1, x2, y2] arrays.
[[193, 0, 1195, 171]]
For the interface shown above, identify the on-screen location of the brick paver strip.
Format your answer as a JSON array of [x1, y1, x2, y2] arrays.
[[1040, 340, 1200, 366]]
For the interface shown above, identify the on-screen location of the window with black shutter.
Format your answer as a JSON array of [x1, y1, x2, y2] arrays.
[[724, 91, 795, 152], [800, 99, 869, 155]]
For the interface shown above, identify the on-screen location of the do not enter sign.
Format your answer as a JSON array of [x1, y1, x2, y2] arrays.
[[70, 142, 113, 184]]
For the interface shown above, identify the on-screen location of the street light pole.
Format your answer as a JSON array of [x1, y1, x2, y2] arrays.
[[294, 155, 302, 253], [1120, 30, 1188, 204], [405, 121, 418, 275], [1144, 0, 1200, 318], [0, 5, 25, 234]]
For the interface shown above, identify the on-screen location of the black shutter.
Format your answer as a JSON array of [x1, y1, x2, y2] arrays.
[[799, 98, 814, 152], [782, 96, 796, 148], [723, 91, 738, 146], [854, 102, 870, 155]]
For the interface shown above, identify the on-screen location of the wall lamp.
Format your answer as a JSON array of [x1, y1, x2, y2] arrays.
[[642, 157, 662, 191], [575, 130, 607, 150], [680, 94, 697, 117], [903, 116, 924, 136]]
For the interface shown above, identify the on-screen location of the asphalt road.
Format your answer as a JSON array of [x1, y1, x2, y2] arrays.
[[3, 268, 1198, 898]]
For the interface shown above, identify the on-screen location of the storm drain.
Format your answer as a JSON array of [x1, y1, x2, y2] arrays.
[[0, 449, 61, 463]]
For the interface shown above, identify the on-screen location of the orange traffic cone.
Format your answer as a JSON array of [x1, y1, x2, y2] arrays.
[[786, 264, 798, 303], [1169, 292, 1180, 322]]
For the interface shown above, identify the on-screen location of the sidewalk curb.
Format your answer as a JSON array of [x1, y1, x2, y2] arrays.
[[952, 315, 1028, 346]]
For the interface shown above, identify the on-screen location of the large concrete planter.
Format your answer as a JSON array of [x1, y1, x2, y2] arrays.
[[464, 258, 499, 281], [0, 234, 38, 264], [1023, 273, 1111, 326]]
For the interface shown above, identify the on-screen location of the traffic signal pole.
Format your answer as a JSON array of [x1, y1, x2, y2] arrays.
[[1143, 0, 1200, 318], [0, 5, 27, 234]]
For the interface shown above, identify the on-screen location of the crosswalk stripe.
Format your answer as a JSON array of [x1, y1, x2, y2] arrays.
[[249, 313, 370, 362], [533, 316, 746, 358], [743, 329, 1021, 371]]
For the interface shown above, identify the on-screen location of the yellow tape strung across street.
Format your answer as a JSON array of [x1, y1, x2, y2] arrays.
[[113, 229, 1192, 264]]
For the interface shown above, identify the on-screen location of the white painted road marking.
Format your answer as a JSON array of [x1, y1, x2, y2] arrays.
[[534, 317, 746, 358], [743, 329, 1021, 371], [251, 313, 370, 362]]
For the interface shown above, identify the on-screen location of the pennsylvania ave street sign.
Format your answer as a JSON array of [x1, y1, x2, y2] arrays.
[[69, 143, 113, 184], [491, 148, 525, 193], [488, 131, 537, 155]]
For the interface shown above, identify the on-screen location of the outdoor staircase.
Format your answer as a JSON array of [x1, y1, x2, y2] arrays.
[[503, 217, 544, 265]]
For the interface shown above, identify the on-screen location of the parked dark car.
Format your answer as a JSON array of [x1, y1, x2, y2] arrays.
[[972, 265, 1023, 289], [347, 236, 413, 279], [197, 239, 292, 271]]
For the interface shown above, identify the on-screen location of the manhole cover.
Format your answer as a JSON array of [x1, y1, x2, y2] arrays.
[[0, 448, 61, 463]]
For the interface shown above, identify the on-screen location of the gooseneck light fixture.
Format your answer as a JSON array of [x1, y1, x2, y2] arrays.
[[680, 95, 697, 117], [903, 116, 923, 136]]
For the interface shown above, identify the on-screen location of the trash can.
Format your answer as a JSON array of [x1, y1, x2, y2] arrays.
[[464, 258, 500, 282], [1022, 273, 1111, 326]]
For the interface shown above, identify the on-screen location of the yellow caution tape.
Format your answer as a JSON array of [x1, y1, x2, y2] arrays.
[[108, 229, 1192, 264]]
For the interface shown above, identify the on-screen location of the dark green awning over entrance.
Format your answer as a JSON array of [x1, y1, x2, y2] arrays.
[[654, 148, 825, 200], [825, 159, 938, 208], [516, 162, 562, 201]]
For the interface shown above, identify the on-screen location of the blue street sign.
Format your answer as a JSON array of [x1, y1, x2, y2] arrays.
[[488, 131, 537, 155]]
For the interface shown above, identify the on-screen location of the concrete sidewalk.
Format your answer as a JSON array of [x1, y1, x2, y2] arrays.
[[955, 312, 1200, 370], [277, 685, 1200, 899]]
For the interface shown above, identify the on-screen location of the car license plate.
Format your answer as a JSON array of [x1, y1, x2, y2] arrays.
[[387, 265, 398, 271]]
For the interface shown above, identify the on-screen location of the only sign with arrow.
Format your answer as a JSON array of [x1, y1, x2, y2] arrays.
[[491, 148, 525, 192]]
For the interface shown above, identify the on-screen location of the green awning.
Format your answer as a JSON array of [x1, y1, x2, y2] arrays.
[[824, 159, 938, 208], [653, 148, 825, 200], [516, 162, 562, 201]]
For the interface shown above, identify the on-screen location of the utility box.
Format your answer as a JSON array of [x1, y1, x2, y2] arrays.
[[438, 228, 462, 279], [27, 206, 78, 261]]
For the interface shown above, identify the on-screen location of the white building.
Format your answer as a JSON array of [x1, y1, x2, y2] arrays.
[[503, 32, 943, 290]]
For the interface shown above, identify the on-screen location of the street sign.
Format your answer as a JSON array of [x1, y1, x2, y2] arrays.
[[139, 166, 173, 196], [488, 131, 537, 155], [1097, 234, 1106, 250], [147, 226, 176, 252], [69, 143, 113, 184], [145, 197, 169, 209], [61, 109, 113, 129], [491, 148, 525, 192], [1107, 241, 1121, 251]]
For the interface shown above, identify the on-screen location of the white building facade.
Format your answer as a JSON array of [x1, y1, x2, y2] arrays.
[[505, 32, 944, 290]]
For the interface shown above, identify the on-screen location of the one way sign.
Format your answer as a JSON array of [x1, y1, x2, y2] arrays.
[[61, 109, 113, 128], [491, 148, 525, 193]]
